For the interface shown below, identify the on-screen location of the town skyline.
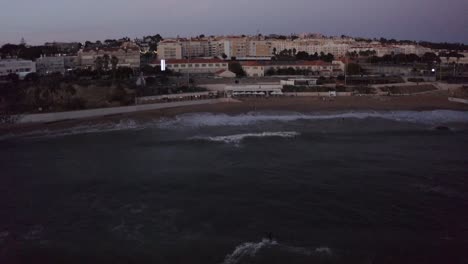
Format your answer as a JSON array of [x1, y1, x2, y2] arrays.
[[3, 31, 468, 47], [1, 0, 467, 45]]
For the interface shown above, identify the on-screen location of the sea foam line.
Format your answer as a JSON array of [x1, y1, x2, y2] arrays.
[[191, 131, 300, 144], [158, 110, 468, 128], [222, 238, 332, 264]]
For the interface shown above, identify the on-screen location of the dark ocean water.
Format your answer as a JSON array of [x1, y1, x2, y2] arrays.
[[1, 110, 468, 264]]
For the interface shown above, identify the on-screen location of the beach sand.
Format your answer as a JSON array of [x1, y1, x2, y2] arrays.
[[2, 92, 468, 135]]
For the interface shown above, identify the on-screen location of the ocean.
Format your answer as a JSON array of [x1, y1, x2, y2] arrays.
[[1, 110, 468, 264]]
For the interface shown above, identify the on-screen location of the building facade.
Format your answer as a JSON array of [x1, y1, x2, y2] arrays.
[[0, 59, 36, 76], [78, 45, 140, 69], [36, 55, 66, 74], [241, 60, 339, 77], [150, 58, 228, 74], [157, 41, 183, 60]]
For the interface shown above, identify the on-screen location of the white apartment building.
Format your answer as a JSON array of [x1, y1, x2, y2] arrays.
[[157, 41, 183, 60], [270, 40, 349, 57], [0, 59, 36, 76], [395, 45, 432, 56]]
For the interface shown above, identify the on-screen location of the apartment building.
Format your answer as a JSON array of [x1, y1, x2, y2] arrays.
[[181, 40, 210, 58], [248, 41, 272, 57], [270, 40, 349, 57], [78, 44, 141, 69], [229, 37, 249, 58], [157, 41, 183, 59], [150, 58, 228, 74], [36, 55, 66, 74], [0, 59, 36, 76]]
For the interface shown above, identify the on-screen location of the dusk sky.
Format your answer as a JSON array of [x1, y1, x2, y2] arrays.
[[1, 0, 467, 45]]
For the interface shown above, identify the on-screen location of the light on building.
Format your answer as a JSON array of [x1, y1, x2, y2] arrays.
[[161, 60, 166, 71], [431, 68, 435, 72]]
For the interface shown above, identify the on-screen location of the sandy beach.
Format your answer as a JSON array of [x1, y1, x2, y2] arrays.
[[2, 92, 468, 135]]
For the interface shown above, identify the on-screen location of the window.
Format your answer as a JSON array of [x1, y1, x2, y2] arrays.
[[195, 64, 200, 67], [208, 64, 213, 67], [215, 64, 220, 67], [202, 64, 206, 67]]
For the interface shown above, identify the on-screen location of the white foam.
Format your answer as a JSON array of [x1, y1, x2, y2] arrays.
[[315, 247, 333, 254], [223, 238, 278, 264], [192, 131, 300, 145], [159, 110, 468, 129], [3, 110, 467, 140], [223, 239, 332, 264]]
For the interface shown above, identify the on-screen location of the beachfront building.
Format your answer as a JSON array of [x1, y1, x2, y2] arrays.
[[225, 84, 284, 97], [241, 60, 340, 77], [0, 59, 36, 77], [78, 43, 141, 69], [150, 58, 228, 74]]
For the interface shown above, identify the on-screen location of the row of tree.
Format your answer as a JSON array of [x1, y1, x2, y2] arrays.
[[0, 44, 60, 60], [272, 49, 335, 62], [367, 52, 442, 64]]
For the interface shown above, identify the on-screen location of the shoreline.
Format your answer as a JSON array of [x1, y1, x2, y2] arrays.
[[2, 93, 468, 136]]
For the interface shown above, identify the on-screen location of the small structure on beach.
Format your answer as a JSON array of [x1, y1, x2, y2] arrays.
[[280, 78, 318, 86], [225, 84, 283, 97]]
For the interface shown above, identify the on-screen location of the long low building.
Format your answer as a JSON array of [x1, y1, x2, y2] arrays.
[[150, 58, 229, 74], [240, 60, 343, 77], [225, 84, 284, 96], [0, 59, 36, 77]]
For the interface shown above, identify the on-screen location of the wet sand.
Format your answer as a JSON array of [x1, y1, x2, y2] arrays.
[[2, 92, 468, 135]]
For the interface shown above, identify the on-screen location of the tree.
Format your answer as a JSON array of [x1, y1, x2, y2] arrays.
[[265, 68, 276, 76], [296, 51, 309, 60], [347, 63, 363, 75], [421, 52, 440, 64], [111, 56, 119, 71], [24, 72, 39, 83], [141, 65, 155, 75], [273, 47, 277, 55], [94, 56, 104, 72], [221, 53, 228, 59], [228, 62, 246, 77], [103, 54, 110, 70]]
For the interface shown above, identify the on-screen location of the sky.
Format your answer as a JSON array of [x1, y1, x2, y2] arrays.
[[1, 0, 467, 45]]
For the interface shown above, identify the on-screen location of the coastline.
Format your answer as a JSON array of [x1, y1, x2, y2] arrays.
[[2, 92, 468, 136]]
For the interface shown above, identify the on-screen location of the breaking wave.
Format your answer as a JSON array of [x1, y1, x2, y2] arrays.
[[2, 110, 467, 140], [0, 119, 147, 140], [222, 238, 332, 264], [191, 131, 300, 144], [158, 110, 468, 128]]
